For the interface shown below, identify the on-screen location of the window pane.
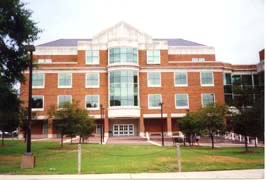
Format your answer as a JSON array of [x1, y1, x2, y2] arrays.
[[232, 75, 241, 85], [148, 72, 160, 86], [32, 96, 43, 109], [175, 72, 187, 85], [202, 93, 214, 107], [86, 95, 99, 108], [149, 94, 161, 107], [176, 94, 188, 107], [224, 73, 232, 85], [58, 95, 71, 108], [86, 50, 99, 64], [109, 48, 138, 64], [59, 73, 71, 86], [86, 73, 99, 87], [147, 50, 160, 64], [201, 72, 213, 85], [242, 75, 252, 86], [32, 73, 44, 87]]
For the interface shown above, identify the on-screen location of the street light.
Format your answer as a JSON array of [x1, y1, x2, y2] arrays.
[[159, 102, 164, 146], [100, 104, 103, 144], [21, 44, 35, 168]]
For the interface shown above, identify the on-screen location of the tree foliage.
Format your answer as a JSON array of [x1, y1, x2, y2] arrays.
[[48, 101, 95, 147]]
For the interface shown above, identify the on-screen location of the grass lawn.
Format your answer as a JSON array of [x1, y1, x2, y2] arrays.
[[0, 140, 264, 174]]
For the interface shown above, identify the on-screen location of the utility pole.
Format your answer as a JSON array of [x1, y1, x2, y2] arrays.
[[100, 104, 103, 144], [160, 102, 164, 146]]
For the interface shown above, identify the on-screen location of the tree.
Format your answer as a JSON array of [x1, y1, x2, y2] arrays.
[[48, 101, 95, 147], [0, 0, 41, 86], [0, 80, 20, 145], [0, 0, 40, 145], [179, 112, 202, 146], [199, 104, 227, 149]]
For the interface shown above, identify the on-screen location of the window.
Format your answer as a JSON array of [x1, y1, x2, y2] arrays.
[[58, 95, 72, 108], [242, 75, 252, 86], [110, 70, 138, 106], [58, 72, 72, 88], [32, 73, 44, 88], [232, 75, 241, 86], [192, 58, 205, 62], [148, 94, 161, 109], [202, 93, 215, 107], [147, 50, 160, 64], [201, 72, 214, 86], [109, 48, 137, 64], [148, 72, 161, 87], [86, 73, 99, 88], [175, 72, 187, 86], [32, 96, 44, 110], [224, 73, 232, 85], [175, 94, 189, 109], [85, 95, 99, 109], [86, 50, 99, 64]]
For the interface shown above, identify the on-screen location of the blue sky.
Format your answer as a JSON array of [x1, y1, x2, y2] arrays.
[[23, 0, 264, 64]]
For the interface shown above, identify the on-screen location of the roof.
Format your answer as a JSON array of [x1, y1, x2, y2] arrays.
[[37, 39, 92, 47], [37, 38, 205, 47]]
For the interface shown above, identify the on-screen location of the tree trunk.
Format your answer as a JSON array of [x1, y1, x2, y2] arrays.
[[24, 131, 26, 143], [210, 133, 214, 149], [61, 133, 64, 148], [70, 136, 72, 144], [244, 135, 248, 152], [183, 136, 186, 146], [82, 137, 84, 144], [254, 137, 257, 148]]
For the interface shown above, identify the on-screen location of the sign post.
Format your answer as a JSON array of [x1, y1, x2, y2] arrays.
[[78, 144, 81, 174], [176, 143, 181, 172]]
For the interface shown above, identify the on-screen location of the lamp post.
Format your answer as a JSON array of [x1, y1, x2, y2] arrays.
[[159, 102, 164, 146], [21, 44, 35, 169], [100, 104, 103, 144]]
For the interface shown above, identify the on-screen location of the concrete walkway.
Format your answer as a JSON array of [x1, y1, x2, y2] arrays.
[[0, 169, 264, 179]]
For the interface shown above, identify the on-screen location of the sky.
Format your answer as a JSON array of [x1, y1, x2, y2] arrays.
[[23, 0, 264, 64]]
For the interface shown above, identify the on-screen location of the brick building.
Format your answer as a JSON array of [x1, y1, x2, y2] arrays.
[[19, 22, 263, 140]]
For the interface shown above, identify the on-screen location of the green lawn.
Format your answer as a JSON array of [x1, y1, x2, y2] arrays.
[[0, 140, 264, 174]]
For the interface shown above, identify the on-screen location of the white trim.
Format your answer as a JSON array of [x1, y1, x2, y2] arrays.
[[85, 50, 100, 65], [35, 47, 77, 55], [28, 69, 106, 74], [34, 115, 49, 120], [108, 66, 139, 72], [85, 72, 100, 88], [107, 47, 139, 66], [171, 113, 186, 118], [175, 94, 189, 109], [174, 71, 188, 87], [91, 114, 101, 119], [147, 72, 161, 87], [85, 95, 100, 110], [231, 71, 257, 75], [168, 46, 215, 55], [108, 107, 140, 118], [37, 62, 78, 65], [200, 71, 214, 87], [143, 114, 167, 118], [140, 68, 223, 72], [57, 95, 72, 108], [58, 72, 72, 88], [148, 94, 162, 109], [146, 49, 161, 65], [32, 73, 45, 89], [201, 93, 215, 107], [31, 95, 44, 111]]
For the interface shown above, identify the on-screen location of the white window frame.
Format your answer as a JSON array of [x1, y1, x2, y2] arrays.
[[147, 72, 161, 87], [32, 73, 45, 89], [146, 50, 160, 64], [148, 94, 162, 109], [86, 72, 100, 88], [201, 93, 215, 107], [200, 71, 214, 86], [58, 72, 72, 88], [32, 95, 44, 111], [174, 71, 188, 87], [175, 94, 189, 109], [57, 95, 72, 108], [86, 50, 99, 65], [85, 95, 100, 110]]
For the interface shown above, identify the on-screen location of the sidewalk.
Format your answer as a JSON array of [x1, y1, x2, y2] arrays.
[[0, 169, 264, 179]]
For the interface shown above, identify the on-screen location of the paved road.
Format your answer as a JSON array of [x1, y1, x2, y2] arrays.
[[0, 169, 264, 179]]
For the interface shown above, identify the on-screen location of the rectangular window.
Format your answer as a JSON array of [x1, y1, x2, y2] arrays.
[[86, 73, 99, 88], [242, 75, 252, 86], [58, 95, 72, 108], [202, 93, 215, 107], [201, 72, 214, 86], [147, 72, 161, 87], [224, 73, 232, 85], [32, 96, 44, 110], [86, 50, 99, 64], [232, 75, 241, 85], [58, 72, 72, 88], [85, 95, 99, 109], [32, 73, 44, 88], [175, 94, 189, 109], [147, 50, 160, 64], [148, 94, 161, 109], [175, 72, 187, 86]]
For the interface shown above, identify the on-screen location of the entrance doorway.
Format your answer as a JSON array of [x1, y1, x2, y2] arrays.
[[113, 124, 134, 136]]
